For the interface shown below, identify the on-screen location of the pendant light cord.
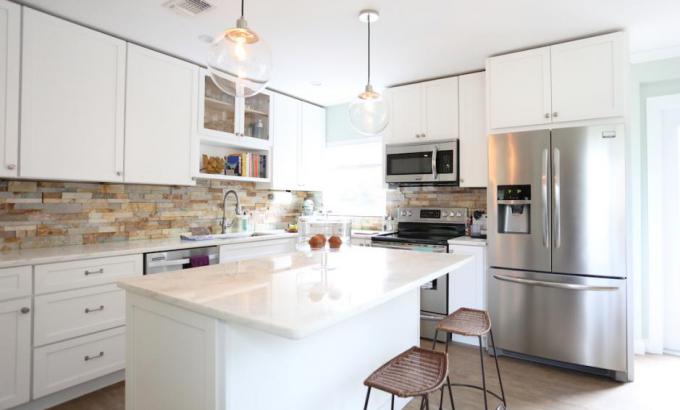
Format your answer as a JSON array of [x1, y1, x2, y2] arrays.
[[241, 0, 245, 18], [367, 15, 371, 86]]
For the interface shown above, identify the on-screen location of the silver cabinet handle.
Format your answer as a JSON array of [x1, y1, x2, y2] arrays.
[[84, 268, 104, 276], [431, 146, 438, 180], [492, 274, 618, 291], [553, 112, 558, 118], [84, 351, 104, 361], [84, 305, 104, 314], [544, 113, 550, 119], [20, 307, 30, 314], [552, 148, 561, 248], [7, 164, 16, 170], [541, 148, 549, 248]]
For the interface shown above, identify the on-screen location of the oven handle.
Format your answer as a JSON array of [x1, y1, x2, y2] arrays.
[[421, 313, 446, 322], [492, 274, 619, 291], [432, 146, 438, 180]]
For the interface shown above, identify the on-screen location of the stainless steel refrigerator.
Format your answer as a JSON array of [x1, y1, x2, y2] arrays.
[[487, 124, 632, 381]]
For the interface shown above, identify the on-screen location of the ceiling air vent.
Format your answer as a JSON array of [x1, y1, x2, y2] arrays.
[[162, 0, 213, 16]]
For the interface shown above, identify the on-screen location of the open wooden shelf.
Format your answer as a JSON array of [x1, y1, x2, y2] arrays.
[[195, 173, 270, 183]]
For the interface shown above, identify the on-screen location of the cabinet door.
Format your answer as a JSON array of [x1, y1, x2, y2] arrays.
[[448, 245, 486, 346], [125, 45, 197, 186], [387, 83, 422, 144], [242, 91, 272, 145], [550, 32, 625, 122], [423, 77, 459, 140], [459, 72, 488, 187], [20, 9, 126, 182], [0, 0, 19, 178], [199, 71, 238, 137], [487, 47, 551, 130], [270, 93, 301, 191], [300, 103, 326, 191], [0, 297, 31, 410]]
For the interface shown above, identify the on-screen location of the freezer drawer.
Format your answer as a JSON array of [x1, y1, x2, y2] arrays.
[[488, 268, 626, 372]]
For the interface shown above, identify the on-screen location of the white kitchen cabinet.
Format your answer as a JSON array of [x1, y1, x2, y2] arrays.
[[550, 32, 624, 122], [388, 83, 422, 144], [487, 47, 552, 130], [448, 242, 486, 346], [269, 93, 325, 191], [387, 78, 459, 144], [0, 0, 20, 178], [300, 103, 326, 191], [459, 72, 488, 187], [20, 8, 126, 182], [125, 44, 198, 186], [0, 297, 31, 410], [219, 238, 296, 263], [0, 266, 31, 302]]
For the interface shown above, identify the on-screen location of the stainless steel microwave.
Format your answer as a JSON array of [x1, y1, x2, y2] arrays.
[[385, 140, 458, 185]]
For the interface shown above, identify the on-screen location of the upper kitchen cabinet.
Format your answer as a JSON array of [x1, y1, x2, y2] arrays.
[[20, 9, 126, 182], [0, 0, 20, 179], [267, 92, 325, 191], [387, 77, 459, 144], [486, 47, 552, 130], [124, 45, 198, 186], [550, 32, 625, 123], [487, 32, 626, 131], [198, 70, 272, 151], [458, 72, 487, 187]]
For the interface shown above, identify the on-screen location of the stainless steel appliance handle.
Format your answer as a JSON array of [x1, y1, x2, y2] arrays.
[[492, 274, 618, 291], [542, 148, 549, 248], [420, 313, 446, 321], [432, 146, 438, 180], [552, 148, 561, 248]]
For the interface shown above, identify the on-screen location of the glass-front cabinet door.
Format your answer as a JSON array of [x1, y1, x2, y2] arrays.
[[198, 69, 272, 149]]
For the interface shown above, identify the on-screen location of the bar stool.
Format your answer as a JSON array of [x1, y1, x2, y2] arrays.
[[363, 346, 450, 410], [433, 308, 507, 410]]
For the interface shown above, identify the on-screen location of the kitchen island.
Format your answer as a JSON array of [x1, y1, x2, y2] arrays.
[[117, 246, 472, 410]]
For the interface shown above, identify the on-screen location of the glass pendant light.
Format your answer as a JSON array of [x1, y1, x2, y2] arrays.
[[207, 0, 272, 97], [348, 10, 389, 136]]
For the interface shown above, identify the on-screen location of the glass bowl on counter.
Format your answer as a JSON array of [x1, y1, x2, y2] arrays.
[[297, 215, 352, 270]]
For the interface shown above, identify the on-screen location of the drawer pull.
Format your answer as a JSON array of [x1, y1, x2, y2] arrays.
[[20, 307, 30, 314], [84, 351, 105, 361], [84, 305, 105, 314], [84, 268, 104, 276]]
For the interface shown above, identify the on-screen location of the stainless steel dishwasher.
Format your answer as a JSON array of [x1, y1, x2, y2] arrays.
[[144, 246, 219, 274]]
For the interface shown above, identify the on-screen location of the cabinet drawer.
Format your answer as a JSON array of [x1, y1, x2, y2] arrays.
[[33, 327, 125, 398], [219, 238, 296, 263], [35, 254, 142, 294], [0, 266, 31, 301], [34, 284, 125, 346]]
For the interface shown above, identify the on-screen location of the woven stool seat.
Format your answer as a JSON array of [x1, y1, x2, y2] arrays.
[[437, 307, 491, 337], [364, 346, 448, 398]]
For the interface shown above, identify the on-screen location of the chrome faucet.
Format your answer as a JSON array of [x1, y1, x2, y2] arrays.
[[221, 190, 241, 234]]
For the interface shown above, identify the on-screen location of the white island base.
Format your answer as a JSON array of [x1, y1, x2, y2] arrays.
[[125, 290, 418, 410]]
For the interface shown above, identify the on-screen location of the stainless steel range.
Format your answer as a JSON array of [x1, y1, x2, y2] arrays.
[[372, 207, 468, 341]]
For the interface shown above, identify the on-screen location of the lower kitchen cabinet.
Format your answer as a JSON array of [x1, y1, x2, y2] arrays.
[[449, 242, 487, 346], [0, 297, 31, 410], [220, 238, 296, 263]]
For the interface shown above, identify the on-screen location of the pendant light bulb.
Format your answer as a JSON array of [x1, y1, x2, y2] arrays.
[[207, 1, 272, 98], [349, 10, 389, 136]]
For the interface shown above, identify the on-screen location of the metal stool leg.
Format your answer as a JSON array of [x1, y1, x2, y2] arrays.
[[489, 329, 507, 408], [446, 375, 455, 410], [478, 336, 488, 410], [391, 394, 395, 410], [363, 387, 371, 410], [425, 394, 430, 410], [419, 396, 426, 410]]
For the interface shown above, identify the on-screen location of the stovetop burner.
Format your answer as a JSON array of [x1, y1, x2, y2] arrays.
[[372, 222, 466, 245]]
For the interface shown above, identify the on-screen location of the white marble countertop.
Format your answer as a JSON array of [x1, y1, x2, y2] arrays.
[[0, 231, 298, 269], [117, 246, 472, 339], [448, 237, 487, 247]]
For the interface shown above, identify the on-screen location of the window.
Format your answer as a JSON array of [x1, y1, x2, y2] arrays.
[[323, 139, 386, 217]]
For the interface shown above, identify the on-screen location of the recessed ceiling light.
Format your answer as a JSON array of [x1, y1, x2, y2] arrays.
[[198, 34, 214, 43], [310, 81, 323, 87]]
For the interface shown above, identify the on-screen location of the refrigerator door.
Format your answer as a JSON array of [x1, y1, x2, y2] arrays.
[[551, 125, 626, 278], [488, 130, 551, 272], [488, 268, 627, 372]]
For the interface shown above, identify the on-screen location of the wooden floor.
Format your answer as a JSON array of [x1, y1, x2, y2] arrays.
[[49, 341, 680, 410]]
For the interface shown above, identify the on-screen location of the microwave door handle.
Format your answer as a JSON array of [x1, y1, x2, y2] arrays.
[[432, 146, 438, 180]]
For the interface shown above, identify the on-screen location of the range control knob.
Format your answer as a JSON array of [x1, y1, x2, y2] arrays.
[[406, 211, 413, 217], [401, 210, 408, 217], [455, 212, 462, 217]]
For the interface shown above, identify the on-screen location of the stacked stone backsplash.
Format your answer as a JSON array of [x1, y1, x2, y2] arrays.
[[0, 179, 319, 251], [387, 186, 487, 220]]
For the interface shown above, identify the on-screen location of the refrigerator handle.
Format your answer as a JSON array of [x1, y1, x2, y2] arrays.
[[432, 146, 438, 180], [492, 274, 619, 291], [541, 149, 549, 248], [553, 147, 561, 248]]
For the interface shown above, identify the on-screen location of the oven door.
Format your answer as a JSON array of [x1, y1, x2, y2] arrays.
[[385, 141, 457, 184]]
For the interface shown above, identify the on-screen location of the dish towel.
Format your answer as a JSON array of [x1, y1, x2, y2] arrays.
[[189, 255, 210, 268]]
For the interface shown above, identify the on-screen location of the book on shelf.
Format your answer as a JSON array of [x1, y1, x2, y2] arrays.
[[223, 153, 266, 178]]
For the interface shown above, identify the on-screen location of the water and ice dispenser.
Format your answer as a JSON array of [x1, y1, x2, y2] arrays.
[[497, 185, 531, 234]]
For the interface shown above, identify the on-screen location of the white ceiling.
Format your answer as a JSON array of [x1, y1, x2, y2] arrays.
[[18, 0, 680, 106]]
